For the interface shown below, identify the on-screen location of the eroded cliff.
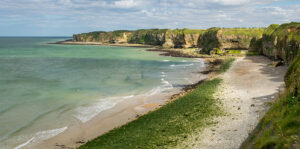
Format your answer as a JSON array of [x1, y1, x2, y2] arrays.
[[72, 28, 264, 53], [259, 22, 300, 63]]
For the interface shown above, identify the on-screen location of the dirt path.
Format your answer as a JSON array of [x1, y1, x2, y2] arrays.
[[176, 56, 287, 149]]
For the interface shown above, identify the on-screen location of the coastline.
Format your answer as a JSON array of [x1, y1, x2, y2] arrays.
[[23, 41, 221, 149], [49, 41, 156, 48]]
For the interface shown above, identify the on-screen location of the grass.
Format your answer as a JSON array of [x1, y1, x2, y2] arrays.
[[79, 59, 234, 149], [260, 22, 300, 62], [241, 54, 300, 149], [221, 28, 265, 38], [246, 51, 260, 56], [228, 50, 242, 54], [217, 58, 235, 73], [171, 28, 207, 35]]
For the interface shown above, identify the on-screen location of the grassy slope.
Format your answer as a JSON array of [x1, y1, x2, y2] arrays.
[[260, 22, 300, 62], [222, 28, 265, 38], [241, 54, 300, 149], [79, 59, 234, 149]]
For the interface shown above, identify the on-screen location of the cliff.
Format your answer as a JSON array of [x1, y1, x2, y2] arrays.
[[241, 22, 300, 149], [73, 22, 300, 63], [258, 22, 300, 63], [72, 28, 264, 53], [241, 53, 300, 149]]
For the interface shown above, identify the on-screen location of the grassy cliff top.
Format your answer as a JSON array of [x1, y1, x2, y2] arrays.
[[74, 27, 267, 37], [221, 28, 265, 37], [263, 22, 300, 41]]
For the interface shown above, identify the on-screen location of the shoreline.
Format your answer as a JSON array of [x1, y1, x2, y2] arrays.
[[24, 42, 221, 149], [49, 41, 156, 48], [32, 66, 215, 149]]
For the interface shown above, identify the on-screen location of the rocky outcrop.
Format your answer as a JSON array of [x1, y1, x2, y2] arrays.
[[73, 31, 133, 44], [258, 23, 300, 63]]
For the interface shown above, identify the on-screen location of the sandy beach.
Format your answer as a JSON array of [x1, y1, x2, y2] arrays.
[[174, 56, 287, 149]]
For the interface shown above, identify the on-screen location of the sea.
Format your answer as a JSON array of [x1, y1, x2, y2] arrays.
[[0, 37, 206, 149]]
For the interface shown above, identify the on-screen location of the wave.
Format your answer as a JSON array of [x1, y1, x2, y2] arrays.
[[74, 97, 126, 123], [123, 95, 135, 99], [14, 126, 67, 149], [184, 77, 193, 84], [14, 137, 35, 149], [147, 77, 173, 96], [0, 104, 17, 116], [170, 63, 194, 67], [75, 74, 174, 123], [160, 72, 166, 78], [0, 104, 67, 142]]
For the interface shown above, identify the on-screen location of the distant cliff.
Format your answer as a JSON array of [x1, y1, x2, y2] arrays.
[[73, 22, 300, 63], [73, 28, 264, 53]]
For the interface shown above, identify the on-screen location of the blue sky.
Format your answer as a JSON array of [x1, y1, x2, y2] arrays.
[[0, 0, 299, 36]]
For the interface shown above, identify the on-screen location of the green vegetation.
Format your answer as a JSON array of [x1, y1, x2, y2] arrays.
[[80, 79, 222, 149], [228, 50, 242, 54], [264, 24, 279, 36], [217, 58, 235, 73], [215, 48, 223, 54], [171, 28, 206, 35], [222, 28, 265, 38], [272, 22, 300, 41], [262, 22, 300, 42], [241, 54, 300, 149], [259, 22, 300, 62], [79, 59, 234, 149], [246, 51, 260, 56], [112, 30, 132, 37]]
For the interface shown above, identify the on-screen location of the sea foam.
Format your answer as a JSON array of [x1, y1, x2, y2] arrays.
[[14, 126, 67, 149]]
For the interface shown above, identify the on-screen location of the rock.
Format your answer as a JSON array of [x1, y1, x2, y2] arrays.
[[273, 61, 284, 67], [76, 140, 86, 144]]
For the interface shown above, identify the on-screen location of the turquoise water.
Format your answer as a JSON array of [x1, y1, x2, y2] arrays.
[[0, 37, 205, 148]]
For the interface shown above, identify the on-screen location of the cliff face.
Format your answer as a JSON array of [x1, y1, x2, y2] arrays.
[[258, 23, 300, 63], [72, 28, 264, 53], [72, 23, 300, 63], [73, 31, 133, 44]]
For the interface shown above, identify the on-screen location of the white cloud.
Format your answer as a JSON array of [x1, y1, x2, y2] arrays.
[[113, 0, 139, 8], [0, 0, 299, 36], [209, 0, 250, 5]]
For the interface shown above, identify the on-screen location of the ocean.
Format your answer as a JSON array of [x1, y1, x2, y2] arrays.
[[0, 37, 205, 148]]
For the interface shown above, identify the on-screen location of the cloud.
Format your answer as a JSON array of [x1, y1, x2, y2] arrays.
[[0, 0, 299, 36], [113, 0, 139, 8], [208, 0, 250, 5]]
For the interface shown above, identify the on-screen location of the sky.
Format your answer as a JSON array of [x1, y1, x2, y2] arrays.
[[0, 0, 300, 36]]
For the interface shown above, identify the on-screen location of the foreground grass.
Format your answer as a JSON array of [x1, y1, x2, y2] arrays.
[[241, 54, 300, 149], [79, 59, 234, 149], [218, 58, 235, 73]]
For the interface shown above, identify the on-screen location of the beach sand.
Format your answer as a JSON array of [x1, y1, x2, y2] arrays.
[[174, 56, 287, 149]]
